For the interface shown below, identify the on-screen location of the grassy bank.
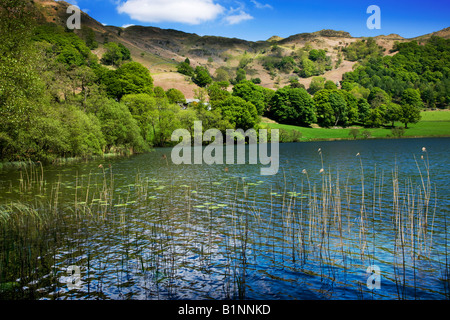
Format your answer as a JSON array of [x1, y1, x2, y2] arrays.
[[0, 152, 129, 171], [263, 110, 450, 142]]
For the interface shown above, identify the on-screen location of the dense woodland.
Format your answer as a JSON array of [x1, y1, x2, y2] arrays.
[[0, 0, 449, 163]]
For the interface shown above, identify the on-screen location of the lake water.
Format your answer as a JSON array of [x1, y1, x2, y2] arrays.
[[0, 138, 449, 300]]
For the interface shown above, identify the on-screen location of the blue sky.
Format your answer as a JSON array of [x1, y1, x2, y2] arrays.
[[67, 0, 450, 41]]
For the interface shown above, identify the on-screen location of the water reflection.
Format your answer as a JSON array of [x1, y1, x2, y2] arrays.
[[0, 138, 449, 300]]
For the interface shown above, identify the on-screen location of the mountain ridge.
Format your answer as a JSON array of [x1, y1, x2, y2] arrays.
[[33, 0, 450, 99]]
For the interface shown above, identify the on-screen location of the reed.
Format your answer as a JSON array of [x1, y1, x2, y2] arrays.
[[0, 146, 445, 300]]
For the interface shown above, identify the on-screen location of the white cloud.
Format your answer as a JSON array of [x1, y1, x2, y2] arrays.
[[122, 24, 135, 28], [250, 0, 272, 10], [117, 0, 225, 25], [224, 10, 253, 25]]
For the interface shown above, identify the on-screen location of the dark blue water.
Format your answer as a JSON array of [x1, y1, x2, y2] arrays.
[[0, 138, 449, 300]]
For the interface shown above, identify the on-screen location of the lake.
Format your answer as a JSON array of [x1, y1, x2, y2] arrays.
[[0, 137, 449, 300]]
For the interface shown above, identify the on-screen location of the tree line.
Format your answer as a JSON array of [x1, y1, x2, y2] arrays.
[[1, 0, 448, 163]]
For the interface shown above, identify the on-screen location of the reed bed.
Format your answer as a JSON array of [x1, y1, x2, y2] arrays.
[[0, 147, 448, 300]]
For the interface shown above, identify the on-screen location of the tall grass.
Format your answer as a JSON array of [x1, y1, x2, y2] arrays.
[[0, 148, 446, 300]]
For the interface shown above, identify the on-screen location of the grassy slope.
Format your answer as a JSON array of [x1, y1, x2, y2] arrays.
[[263, 111, 450, 141]]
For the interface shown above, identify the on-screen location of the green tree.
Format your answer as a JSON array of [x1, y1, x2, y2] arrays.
[[308, 77, 325, 94], [235, 68, 247, 83], [214, 67, 230, 82], [339, 90, 359, 125], [342, 37, 384, 61], [325, 80, 338, 90], [329, 91, 349, 126], [154, 98, 181, 147], [309, 49, 327, 61], [314, 89, 349, 127], [101, 62, 154, 100], [166, 88, 186, 105], [64, 105, 105, 157], [400, 88, 422, 128], [81, 27, 98, 50], [96, 99, 147, 152], [118, 43, 131, 61], [214, 96, 259, 130], [154, 86, 167, 98], [385, 102, 402, 127], [357, 98, 371, 124], [368, 87, 390, 108], [299, 58, 316, 78], [0, 0, 45, 160], [208, 82, 231, 104], [121, 94, 157, 143], [366, 105, 387, 128], [270, 87, 316, 126], [177, 60, 195, 77], [193, 66, 212, 87], [101, 42, 123, 67], [232, 80, 266, 115]]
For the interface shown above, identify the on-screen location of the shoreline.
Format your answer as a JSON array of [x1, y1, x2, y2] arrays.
[[1, 135, 448, 171], [300, 134, 450, 142]]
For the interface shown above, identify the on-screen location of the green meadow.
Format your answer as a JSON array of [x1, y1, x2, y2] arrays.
[[264, 110, 450, 141]]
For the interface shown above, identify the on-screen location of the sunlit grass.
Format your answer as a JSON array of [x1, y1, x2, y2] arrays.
[[264, 111, 450, 141]]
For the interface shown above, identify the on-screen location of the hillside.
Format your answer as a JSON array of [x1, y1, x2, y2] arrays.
[[32, 0, 450, 99], [1, 0, 449, 164]]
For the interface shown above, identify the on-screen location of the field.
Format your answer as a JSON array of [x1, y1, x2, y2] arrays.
[[263, 110, 450, 141]]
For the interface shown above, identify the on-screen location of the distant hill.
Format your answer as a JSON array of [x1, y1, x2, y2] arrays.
[[413, 27, 450, 42], [33, 0, 450, 99]]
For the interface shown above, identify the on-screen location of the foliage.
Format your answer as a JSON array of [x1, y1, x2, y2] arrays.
[[214, 67, 231, 82], [81, 27, 98, 50], [357, 98, 371, 124], [349, 128, 360, 139], [166, 88, 186, 105], [384, 102, 402, 127], [101, 62, 154, 100], [278, 129, 303, 143], [308, 77, 325, 94], [153, 86, 167, 98], [399, 88, 422, 128], [32, 24, 94, 70], [324, 80, 337, 90], [269, 86, 316, 126], [120, 94, 157, 144], [313, 89, 358, 127], [193, 66, 213, 87], [213, 96, 259, 131], [299, 58, 317, 78], [342, 36, 450, 108], [342, 38, 384, 61], [177, 60, 195, 77], [232, 80, 266, 115], [391, 126, 405, 138], [101, 42, 131, 67], [208, 82, 231, 104], [235, 68, 247, 83]]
